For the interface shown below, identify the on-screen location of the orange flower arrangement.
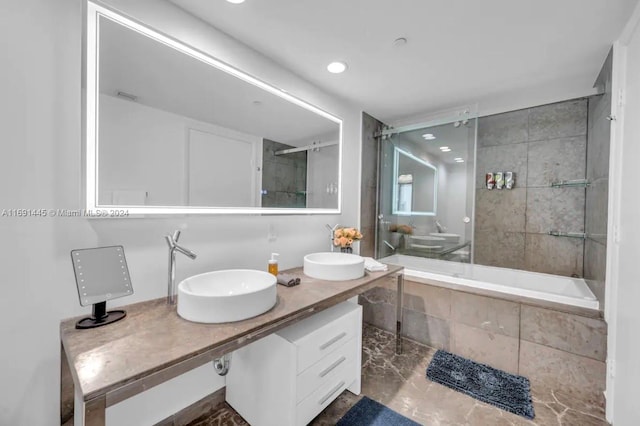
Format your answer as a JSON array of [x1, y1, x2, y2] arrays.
[[333, 227, 363, 248]]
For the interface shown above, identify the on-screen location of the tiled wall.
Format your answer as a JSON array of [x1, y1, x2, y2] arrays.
[[474, 99, 588, 277], [360, 279, 607, 413], [261, 139, 307, 208], [360, 112, 384, 257], [585, 49, 612, 306]]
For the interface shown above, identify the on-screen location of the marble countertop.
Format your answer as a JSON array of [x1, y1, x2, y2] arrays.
[[60, 265, 403, 404]]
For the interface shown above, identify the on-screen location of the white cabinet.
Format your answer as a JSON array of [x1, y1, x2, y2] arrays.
[[226, 301, 363, 426]]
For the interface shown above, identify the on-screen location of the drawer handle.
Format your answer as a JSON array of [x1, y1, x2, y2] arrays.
[[319, 332, 347, 350], [319, 356, 347, 378], [318, 381, 346, 405]]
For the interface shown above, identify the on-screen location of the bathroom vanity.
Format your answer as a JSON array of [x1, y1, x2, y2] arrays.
[[60, 266, 404, 426]]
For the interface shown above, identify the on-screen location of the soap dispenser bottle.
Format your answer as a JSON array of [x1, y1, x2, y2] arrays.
[[268, 253, 279, 276]]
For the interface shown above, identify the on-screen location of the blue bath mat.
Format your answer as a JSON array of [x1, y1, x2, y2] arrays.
[[336, 396, 420, 426], [426, 350, 535, 420]]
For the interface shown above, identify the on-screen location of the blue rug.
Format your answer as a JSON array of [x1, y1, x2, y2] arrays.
[[426, 350, 535, 419], [337, 396, 420, 426]]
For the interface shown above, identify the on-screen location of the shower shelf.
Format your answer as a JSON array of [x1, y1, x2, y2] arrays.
[[548, 230, 586, 239], [550, 179, 590, 188]]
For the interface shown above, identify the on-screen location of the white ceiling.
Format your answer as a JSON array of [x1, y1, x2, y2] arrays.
[[169, 0, 637, 122]]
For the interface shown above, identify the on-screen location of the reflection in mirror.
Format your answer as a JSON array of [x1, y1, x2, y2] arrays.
[[392, 147, 437, 216], [86, 3, 342, 214]]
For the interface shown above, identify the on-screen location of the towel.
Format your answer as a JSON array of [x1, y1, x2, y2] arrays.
[[277, 273, 301, 287], [363, 257, 388, 272]]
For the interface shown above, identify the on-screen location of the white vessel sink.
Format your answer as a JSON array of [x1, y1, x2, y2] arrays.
[[177, 269, 277, 323], [303, 252, 365, 281], [429, 233, 461, 243], [409, 235, 446, 242]]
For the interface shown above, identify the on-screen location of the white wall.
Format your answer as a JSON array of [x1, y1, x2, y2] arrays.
[[0, 0, 361, 425], [607, 2, 640, 423], [99, 94, 261, 207]]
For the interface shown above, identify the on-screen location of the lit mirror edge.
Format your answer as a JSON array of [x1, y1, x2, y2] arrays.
[[83, 1, 343, 216], [391, 146, 438, 217]]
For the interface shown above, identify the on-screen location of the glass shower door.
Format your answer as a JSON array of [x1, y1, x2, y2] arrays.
[[376, 117, 477, 263]]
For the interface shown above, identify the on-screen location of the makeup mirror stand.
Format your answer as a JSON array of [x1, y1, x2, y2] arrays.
[[75, 301, 126, 329]]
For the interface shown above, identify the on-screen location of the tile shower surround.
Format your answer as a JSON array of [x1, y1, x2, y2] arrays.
[[474, 98, 589, 278], [261, 139, 307, 208], [360, 112, 384, 258], [359, 277, 607, 417]]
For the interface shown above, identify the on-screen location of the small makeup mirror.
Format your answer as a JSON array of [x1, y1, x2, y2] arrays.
[[70, 245, 133, 329]]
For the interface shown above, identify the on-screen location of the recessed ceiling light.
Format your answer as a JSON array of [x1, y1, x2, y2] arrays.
[[455, 159, 465, 163], [327, 61, 348, 74], [226, 0, 245, 4], [442, 148, 452, 152], [422, 133, 436, 140], [454, 157, 462, 160], [439, 146, 450, 151]]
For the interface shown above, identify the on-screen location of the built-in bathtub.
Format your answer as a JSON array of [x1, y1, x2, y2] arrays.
[[380, 254, 599, 311]]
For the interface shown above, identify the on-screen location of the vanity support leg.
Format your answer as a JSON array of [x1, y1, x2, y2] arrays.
[[61, 344, 75, 425], [396, 273, 404, 355], [75, 394, 106, 426]]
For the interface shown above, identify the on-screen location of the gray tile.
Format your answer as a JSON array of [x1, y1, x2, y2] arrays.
[[361, 286, 396, 305], [520, 305, 607, 361], [524, 234, 584, 277], [450, 322, 519, 374], [360, 184, 377, 229], [402, 308, 450, 349], [403, 280, 451, 319], [450, 291, 520, 338], [474, 230, 525, 270], [519, 340, 605, 404], [475, 188, 526, 232], [359, 225, 375, 257], [275, 191, 297, 207], [586, 111, 611, 181], [527, 136, 586, 187], [361, 298, 396, 332], [261, 162, 277, 190], [475, 143, 528, 189], [585, 178, 608, 244], [275, 164, 297, 192], [529, 99, 588, 141], [477, 109, 529, 147], [525, 187, 585, 234], [584, 239, 606, 307]]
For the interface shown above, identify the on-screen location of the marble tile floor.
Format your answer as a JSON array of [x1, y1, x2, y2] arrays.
[[188, 324, 608, 426]]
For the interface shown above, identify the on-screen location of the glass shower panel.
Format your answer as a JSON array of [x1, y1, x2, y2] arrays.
[[376, 118, 476, 263]]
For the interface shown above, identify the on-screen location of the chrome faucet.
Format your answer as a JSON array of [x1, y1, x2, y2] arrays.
[[325, 223, 340, 252], [165, 230, 197, 305], [435, 220, 447, 233]]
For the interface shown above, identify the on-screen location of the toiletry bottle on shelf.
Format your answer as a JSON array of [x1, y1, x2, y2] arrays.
[[268, 253, 279, 276]]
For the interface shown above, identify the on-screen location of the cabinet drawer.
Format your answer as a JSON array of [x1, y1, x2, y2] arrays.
[[296, 360, 356, 426], [277, 302, 361, 373], [296, 336, 357, 403]]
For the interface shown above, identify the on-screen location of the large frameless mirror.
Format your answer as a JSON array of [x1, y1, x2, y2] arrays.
[[84, 2, 342, 215]]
